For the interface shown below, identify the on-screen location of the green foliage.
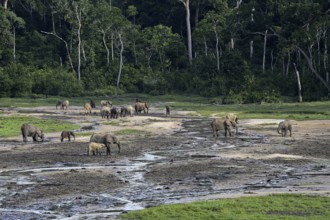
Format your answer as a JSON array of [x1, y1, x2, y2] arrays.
[[0, 116, 79, 137], [0, 0, 328, 101], [121, 194, 330, 220]]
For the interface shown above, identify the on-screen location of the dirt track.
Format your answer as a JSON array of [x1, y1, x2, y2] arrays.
[[0, 105, 330, 219]]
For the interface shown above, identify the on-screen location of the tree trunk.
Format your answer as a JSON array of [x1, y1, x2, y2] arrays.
[[250, 40, 253, 61], [13, 25, 16, 62], [230, 38, 234, 49], [286, 52, 290, 76], [262, 29, 268, 73], [111, 33, 114, 61], [324, 33, 328, 83], [102, 30, 110, 66], [204, 36, 208, 56], [271, 49, 274, 73], [41, 31, 76, 74], [75, 5, 82, 80], [2, 0, 8, 9], [215, 31, 220, 72], [116, 33, 124, 96], [297, 46, 330, 91], [293, 63, 303, 103], [180, 0, 193, 65]]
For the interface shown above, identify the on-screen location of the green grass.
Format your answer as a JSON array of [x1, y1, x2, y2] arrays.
[[0, 116, 79, 137], [121, 194, 330, 220], [1, 95, 330, 120]]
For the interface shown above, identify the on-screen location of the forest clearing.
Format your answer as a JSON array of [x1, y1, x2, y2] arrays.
[[0, 100, 329, 219]]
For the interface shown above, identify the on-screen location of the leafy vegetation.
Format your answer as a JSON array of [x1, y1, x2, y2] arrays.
[[0, 116, 79, 137], [121, 194, 330, 220], [0, 1, 329, 102]]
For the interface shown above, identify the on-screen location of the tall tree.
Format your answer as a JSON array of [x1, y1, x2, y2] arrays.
[[179, 0, 193, 65]]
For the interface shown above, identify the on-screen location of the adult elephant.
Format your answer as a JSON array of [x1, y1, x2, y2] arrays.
[[89, 133, 121, 155], [21, 123, 45, 142], [56, 100, 69, 110], [135, 102, 149, 114]]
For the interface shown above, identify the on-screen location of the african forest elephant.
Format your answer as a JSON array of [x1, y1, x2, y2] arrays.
[[84, 103, 92, 115], [101, 100, 112, 107], [21, 123, 45, 142], [56, 100, 69, 110], [211, 118, 236, 137], [120, 105, 134, 117], [277, 120, 292, 137], [87, 142, 105, 156], [135, 102, 149, 114], [90, 133, 121, 155], [61, 131, 75, 142], [100, 106, 111, 119], [110, 106, 120, 119], [90, 99, 96, 108], [225, 113, 239, 134]]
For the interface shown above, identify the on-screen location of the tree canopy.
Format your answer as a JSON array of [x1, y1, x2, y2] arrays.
[[0, 0, 329, 102]]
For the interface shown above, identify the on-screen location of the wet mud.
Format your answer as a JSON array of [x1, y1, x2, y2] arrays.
[[0, 107, 330, 219]]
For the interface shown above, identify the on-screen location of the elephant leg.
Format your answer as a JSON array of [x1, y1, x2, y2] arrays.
[[117, 143, 121, 153], [106, 143, 111, 155], [68, 136, 71, 141], [33, 133, 38, 141], [61, 137, 64, 142]]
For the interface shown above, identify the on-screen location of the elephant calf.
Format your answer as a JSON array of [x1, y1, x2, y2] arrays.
[[90, 133, 121, 155], [84, 103, 92, 115], [277, 120, 292, 137], [21, 123, 45, 142], [87, 142, 105, 156], [61, 131, 75, 142], [211, 118, 236, 137]]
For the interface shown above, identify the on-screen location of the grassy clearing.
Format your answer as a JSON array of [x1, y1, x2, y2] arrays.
[[121, 194, 330, 220], [1, 95, 330, 120], [0, 116, 79, 137]]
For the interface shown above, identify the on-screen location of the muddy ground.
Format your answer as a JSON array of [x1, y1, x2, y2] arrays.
[[0, 104, 330, 219]]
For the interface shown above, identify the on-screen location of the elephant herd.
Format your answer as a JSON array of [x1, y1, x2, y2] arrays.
[[20, 100, 292, 157], [21, 123, 121, 156], [211, 113, 293, 138]]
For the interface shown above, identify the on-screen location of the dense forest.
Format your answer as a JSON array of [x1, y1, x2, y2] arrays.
[[0, 0, 329, 103]]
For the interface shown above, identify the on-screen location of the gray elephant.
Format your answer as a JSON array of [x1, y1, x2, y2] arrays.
[[211, 118, 236, 137], [56, 100, 69, 110], [21, 123, 45, 142], [120, 105, 134, 117], [100, 106, 111, 119], [90, 133, 121, 155], [110, 106, 120, 119], [61, 131, 75, 142], [277, 120, 292, 137], [135, 102, 149, 114]]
